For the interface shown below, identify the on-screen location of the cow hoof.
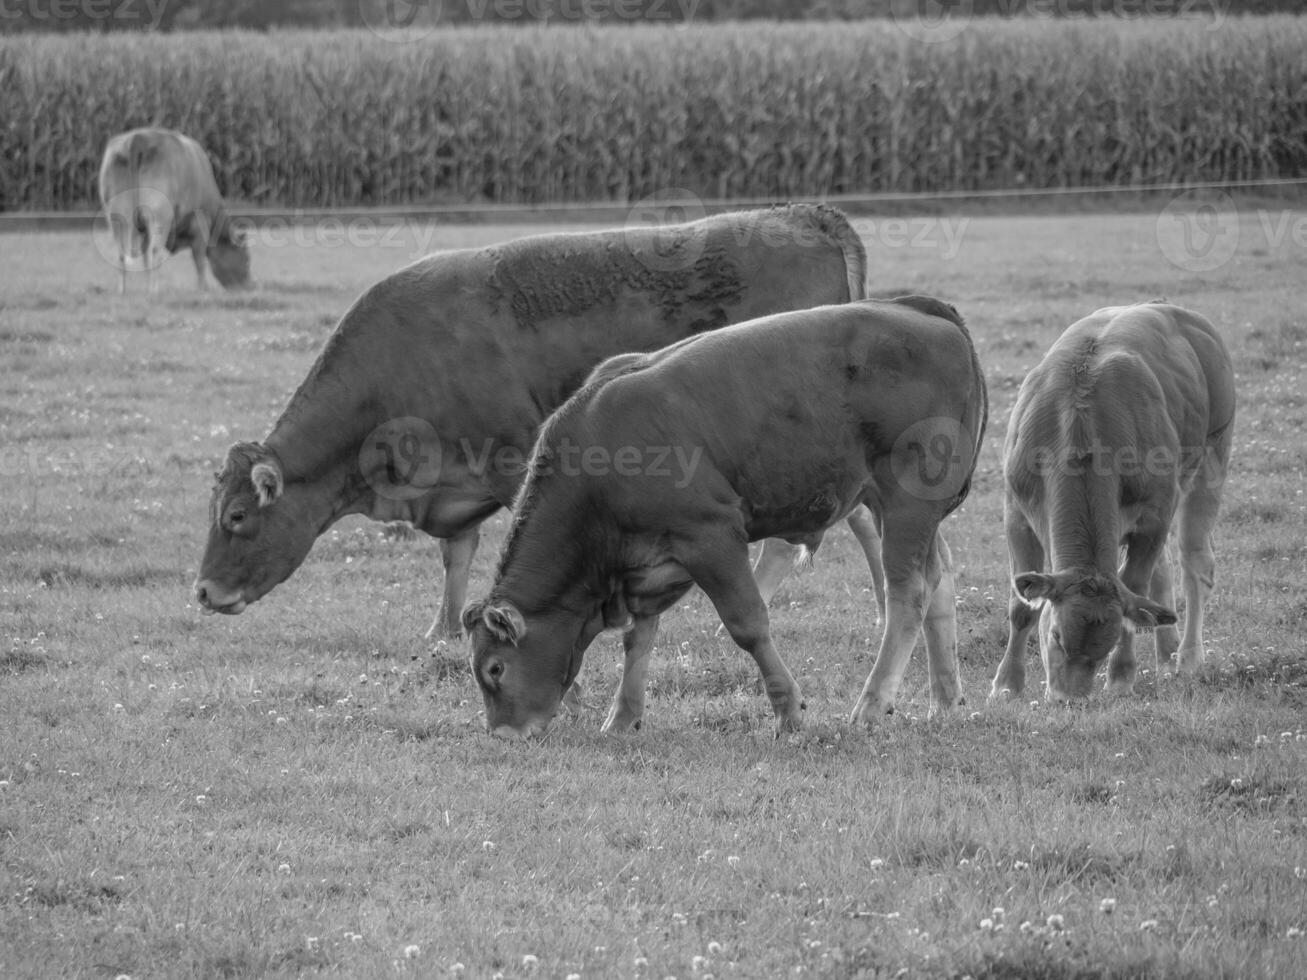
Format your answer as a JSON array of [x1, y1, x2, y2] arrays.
[[847, 698, 892, 729]]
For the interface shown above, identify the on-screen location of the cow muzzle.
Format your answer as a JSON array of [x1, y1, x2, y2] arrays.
[[487, 714, 553, 740], [194, 578, 248, 615]]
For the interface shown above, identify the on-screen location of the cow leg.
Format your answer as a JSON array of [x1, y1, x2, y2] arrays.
[[989, 509, 1044, 700], [751, 538, 799, 607], [750, 506, 884, 624], [920, 531, 963, 716], [190, 212, 212, 290], [1110, 525, 1170, 696], [601, 615, 659, 733], [1175, 475, 1224, 674], [846, 504, 887, 624], [145, 215, 166, 295], [425, 525, 480, 640], [683, 530, 804, 735], [849, 506, 945, 726], [1150, 543, 1180, 666]]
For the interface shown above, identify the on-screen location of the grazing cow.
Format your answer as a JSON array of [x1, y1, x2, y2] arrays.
[[464, 296, 988, 738], [988, 302, 1235, 702], [98, 127, 250, 293], [195, 205, 883, 634]]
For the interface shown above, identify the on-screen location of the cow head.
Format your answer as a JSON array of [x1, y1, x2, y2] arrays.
[[208, 223, 251, 290], [1015, 570, 1177, 699], [194, 442, 319, 614], [463, 597, 598, 738]]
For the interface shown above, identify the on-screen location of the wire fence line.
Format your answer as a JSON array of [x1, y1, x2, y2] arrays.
[[4, 176, 1304, 234]]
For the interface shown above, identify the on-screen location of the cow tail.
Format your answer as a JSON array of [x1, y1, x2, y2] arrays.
[[828, 208, 868, 302]]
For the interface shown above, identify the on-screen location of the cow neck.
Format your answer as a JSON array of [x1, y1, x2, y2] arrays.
[[494, 478, 606, 621], [262, 362, 381, 489], [1046, 467, 1121, 575]]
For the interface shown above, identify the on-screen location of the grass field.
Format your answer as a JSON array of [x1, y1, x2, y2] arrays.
[[1, 205, 1305, 979]]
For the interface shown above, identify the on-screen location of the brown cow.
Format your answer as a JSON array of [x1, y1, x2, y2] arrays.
[[989, 302, 1236, 701], [465, 296, 988, 738], [195, 205, 882, 635], [98, 127, 250, 293]]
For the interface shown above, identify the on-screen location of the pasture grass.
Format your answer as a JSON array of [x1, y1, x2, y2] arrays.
[[1, 209, 1306, 978]]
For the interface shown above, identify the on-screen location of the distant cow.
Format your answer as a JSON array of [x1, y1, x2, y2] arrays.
[[195, 205, 882, 636], [465, 296, 988, 738], [989, 302, 1235, 702], [98, 127, 250, 293]]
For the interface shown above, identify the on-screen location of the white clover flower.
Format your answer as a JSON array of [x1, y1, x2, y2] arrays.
[[1140, 920, 1159, 932], [403, 945, 420, 959], [522, 954, 539, 970], [1287, 927, 1303, 939], [1099, 898, 1116, 914], [1047, 914, 1065, 931], [979, 918, 994, 931]]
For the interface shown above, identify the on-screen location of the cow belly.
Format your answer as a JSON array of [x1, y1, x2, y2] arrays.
[[624, 560, 695, 617], [739, 470, 868, 543]]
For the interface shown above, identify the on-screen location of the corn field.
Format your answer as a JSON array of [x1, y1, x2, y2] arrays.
[[2, 18, 1305, 211]]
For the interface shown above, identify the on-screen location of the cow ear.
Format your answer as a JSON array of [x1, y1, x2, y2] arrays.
[[460, 598, 487, 635], [1123, 590, 1178, 629], [475, 601, 526, 645], [250, 460, 283, 507], [1014, 571, 1060, 604]]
